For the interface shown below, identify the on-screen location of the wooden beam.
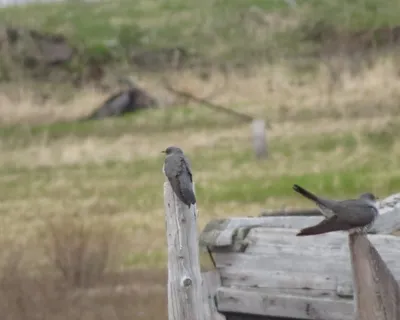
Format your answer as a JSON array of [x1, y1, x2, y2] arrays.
[[260, 208, 321, 217], [244, 228, 400, 256], [200, 193, 400, 249], [163, 181, 205, 320], [202, 271, 226, 320], [349, 233, 400, 320], [213, 229, 400, 284], [216, 287, 354, 320], [199, 216, 324, 249], [219, 267, 340, 298]]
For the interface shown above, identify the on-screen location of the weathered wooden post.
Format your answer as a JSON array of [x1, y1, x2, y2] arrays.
[[251, 119, 268, 159], [163, 181, 205, 320], [348, 233, 400, 320]]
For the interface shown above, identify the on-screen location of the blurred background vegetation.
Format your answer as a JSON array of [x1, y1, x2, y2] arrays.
[[0, 0, 400, 318]]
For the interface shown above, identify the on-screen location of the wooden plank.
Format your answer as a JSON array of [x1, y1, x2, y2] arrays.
[[200, 206, 400, 250], [199, 218, 266, 248], [200, 192, 400, 249], [377, 192, 400, 215], [215, 251, 351, 275], [244, 228, 400, 256], [216, 287, 354, 320], [200, 217, 328, 249], [202, 271, 226, 320], [223, 313, 297, 320], [163, 181, 205, 320], [219, 268, 339, 298], [219, 266, 400, 299], [214, 250, 400, 280], [260, 208, 321, 217], [349, 233, 400, 320], [371, 194, 400, 234]]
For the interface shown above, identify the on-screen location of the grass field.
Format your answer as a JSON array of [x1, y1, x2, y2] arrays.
[[1, 58, 400, 269], [1, 0, 400, 69], [1, 0, 400, 318]]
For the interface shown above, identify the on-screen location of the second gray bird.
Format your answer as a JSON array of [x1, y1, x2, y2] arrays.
[[293, 184, 379, 236], [162, 146, 196, 208]]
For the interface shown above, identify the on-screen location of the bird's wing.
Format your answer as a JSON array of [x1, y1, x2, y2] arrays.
[[330, 199, 378, 226], [164, 155, 187, 204], [311, 198, 341, 218], [297, 215, 352, 236], [182, 155, 193, 182], [164, 154, 196, 205]]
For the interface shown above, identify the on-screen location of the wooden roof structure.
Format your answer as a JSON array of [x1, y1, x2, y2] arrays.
[[200, 193, 400, 320]]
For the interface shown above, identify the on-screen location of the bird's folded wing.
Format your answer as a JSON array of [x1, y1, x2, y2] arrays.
[[297, 215, 352, 236], [332, 201, 377, 226]]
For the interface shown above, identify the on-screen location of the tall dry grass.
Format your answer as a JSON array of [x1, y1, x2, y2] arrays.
[[0, 217, 167, 320], [1, 54, 400, 126]]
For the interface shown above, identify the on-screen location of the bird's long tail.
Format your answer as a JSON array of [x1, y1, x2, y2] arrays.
[[293, 184, 320, 202]]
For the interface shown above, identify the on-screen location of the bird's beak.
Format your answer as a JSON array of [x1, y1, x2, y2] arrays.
[[161, 150, 166, 154]]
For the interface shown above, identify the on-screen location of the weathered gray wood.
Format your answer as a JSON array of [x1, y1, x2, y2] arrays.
[[370, 194, 400, 234], [377, 192, 400, 214], [213, 229, 400, 285], [220, 267, 340, 298], [199, 218, 264, 248], [199, 192, 400, 320], [200, 193, 400, 249], [260, 208, 321, 217], [244, 228, 400, 256], [218, 266, 379, 299], [164, 181, 205, 320], [251, 119, 267, 159], [215, 250, 400, 276], [349, 233, 400, 320], [199, 216, 326, 249], [216, 287, 354, 320], [223, 314, 294, 320], [202, 271, 226, 320], [215, 251, 351, 276]]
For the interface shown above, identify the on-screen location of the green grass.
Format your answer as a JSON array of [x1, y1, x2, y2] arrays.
[[1, 0, 398, 65], [303, 0, 400, 30], [0, 107, 399, 268], [0, 0, 294, 63], [1, 0, 400, 269]]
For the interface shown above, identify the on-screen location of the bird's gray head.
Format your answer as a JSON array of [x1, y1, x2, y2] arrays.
[[162, 146, 183, 155], [359, 192, 378, 202]]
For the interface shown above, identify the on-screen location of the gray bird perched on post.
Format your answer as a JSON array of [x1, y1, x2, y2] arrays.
[[292, 184, 379, 236], [162, 146, 196, 208]]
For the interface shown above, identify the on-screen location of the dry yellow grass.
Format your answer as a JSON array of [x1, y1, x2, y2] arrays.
[[0, 56, 400, 268], [2, 54, 400, 125]]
